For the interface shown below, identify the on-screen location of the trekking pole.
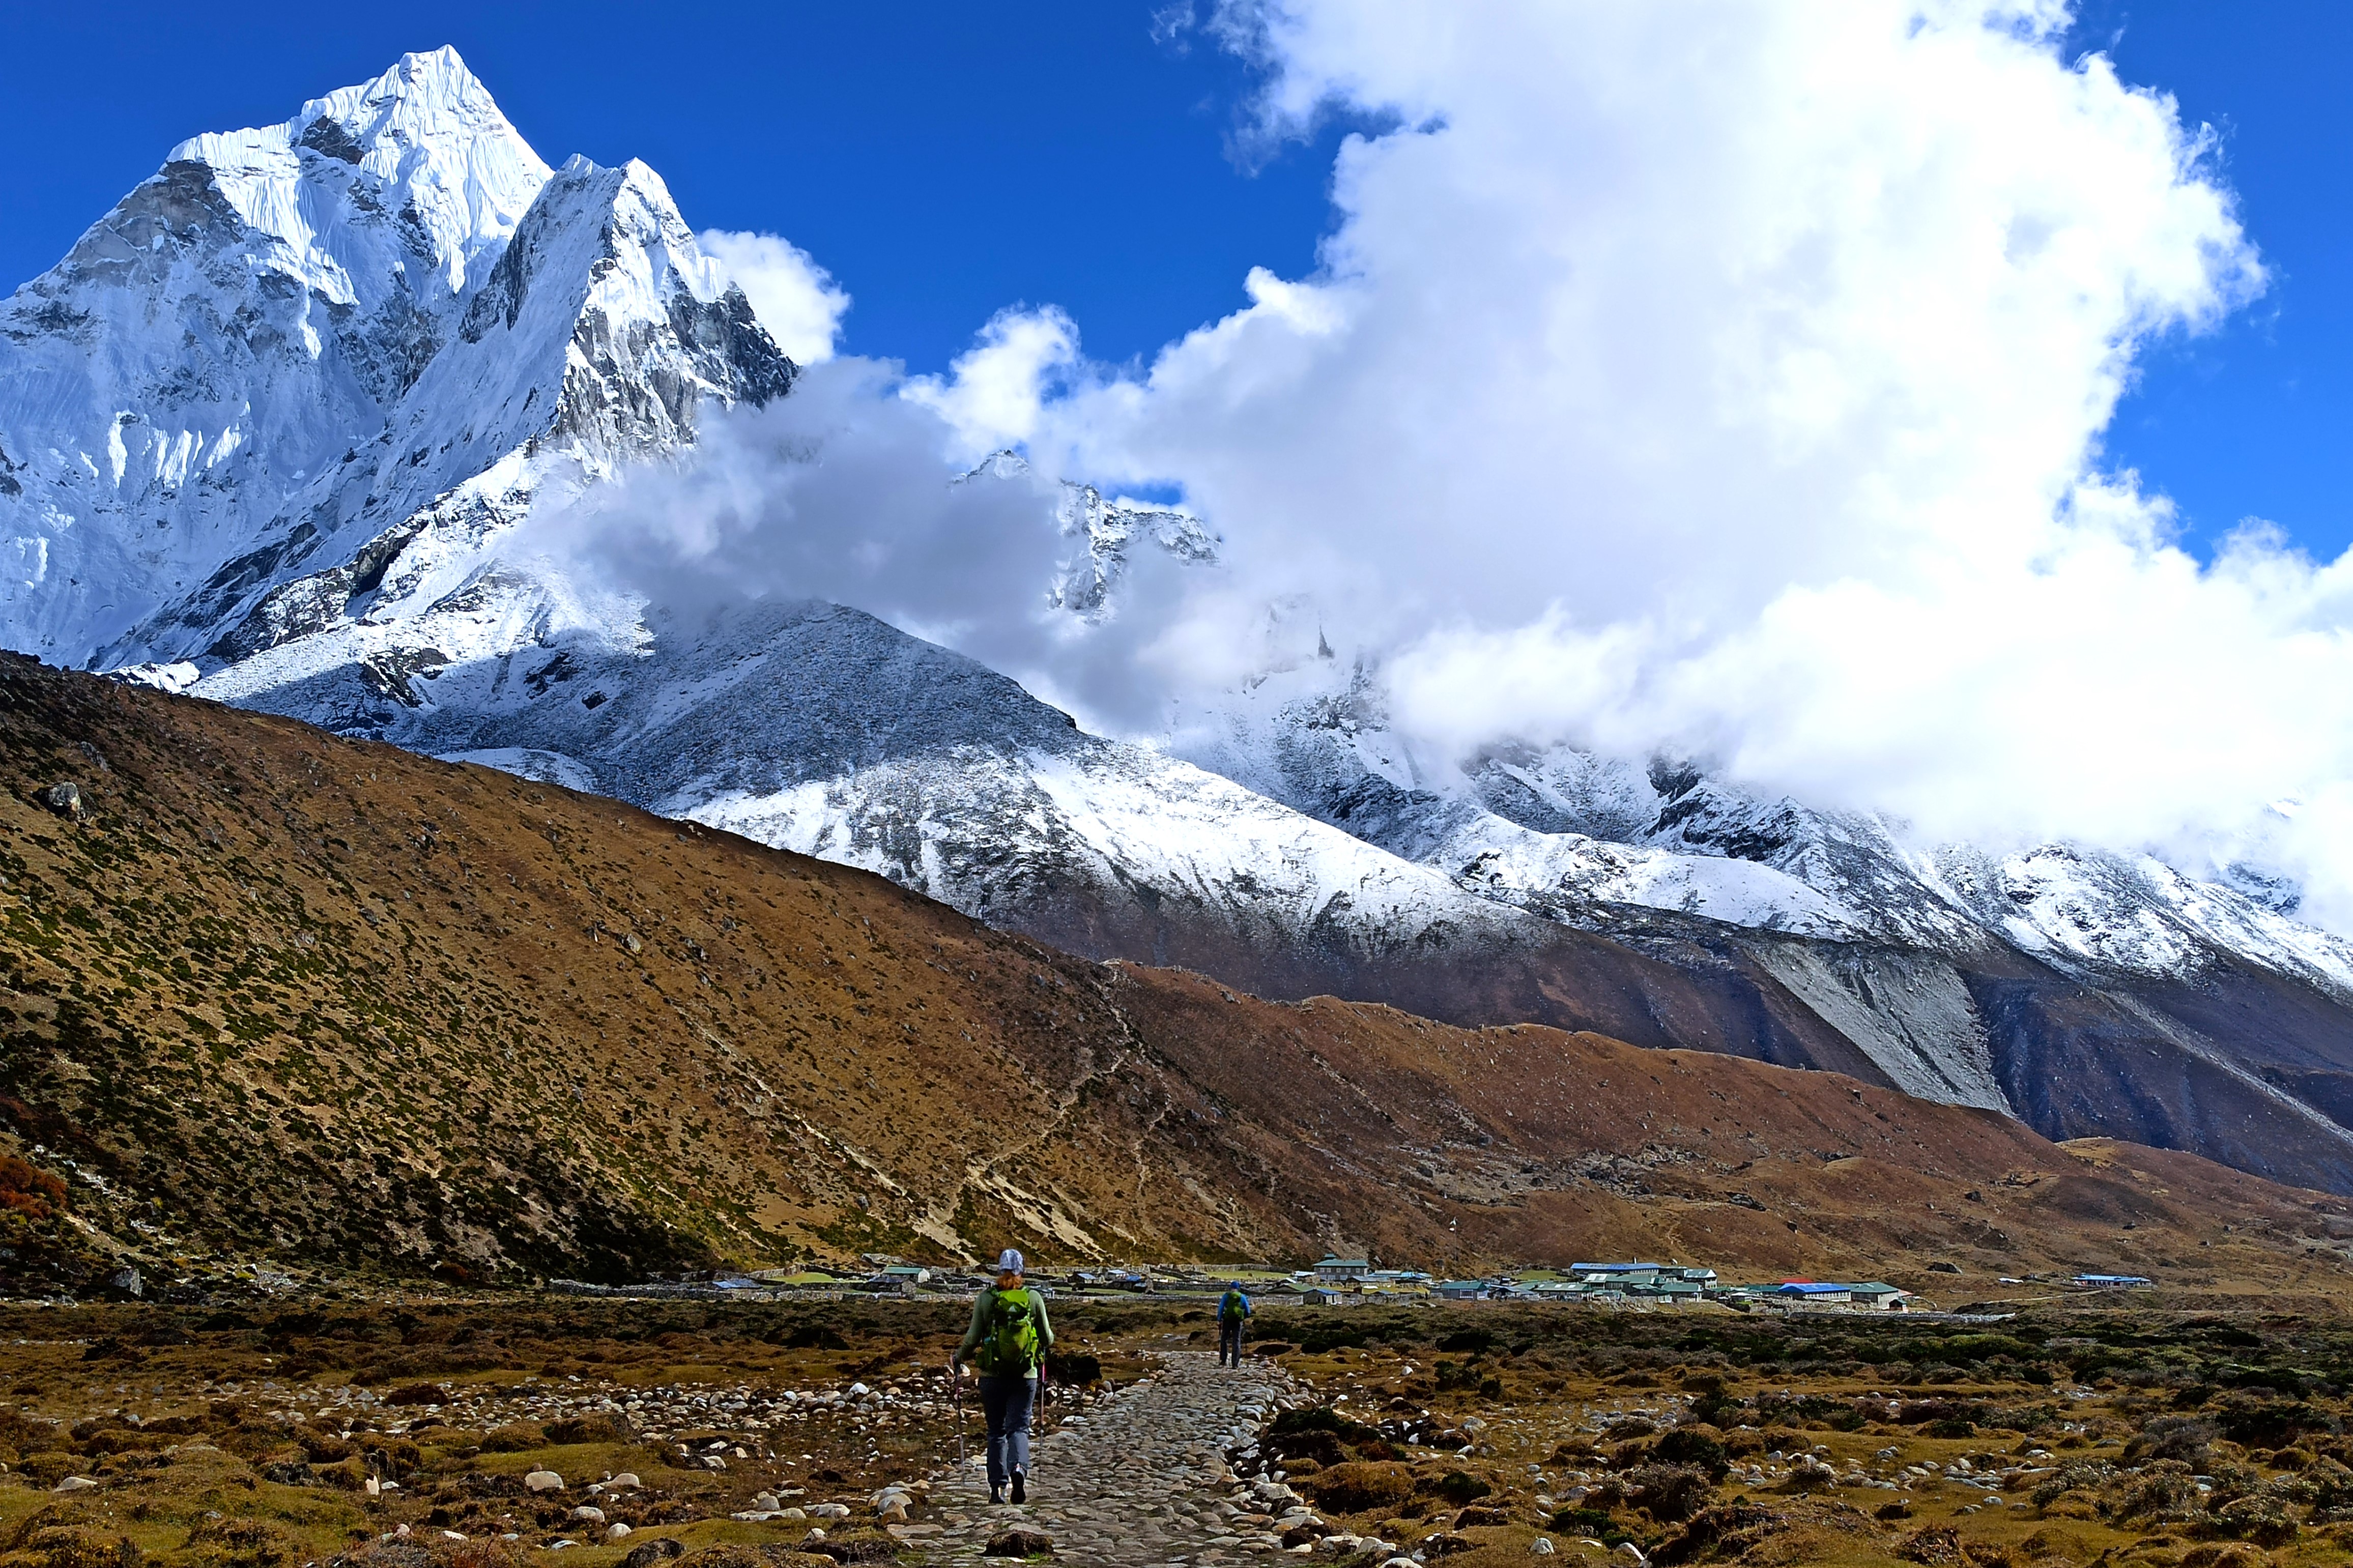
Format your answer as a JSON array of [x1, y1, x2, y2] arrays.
[[1031, 1366, 1046, 1480], [952, 1360, 966, 1466]]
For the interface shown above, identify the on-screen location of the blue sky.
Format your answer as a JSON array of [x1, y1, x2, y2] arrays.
[[2063, 2, 2353, 560], [2, 2, 2348, 559]]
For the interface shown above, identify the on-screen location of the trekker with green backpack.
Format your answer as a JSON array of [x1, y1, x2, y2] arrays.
[[1216, 1284, 1252, 1367], [952, 1248, 1055, 1504]]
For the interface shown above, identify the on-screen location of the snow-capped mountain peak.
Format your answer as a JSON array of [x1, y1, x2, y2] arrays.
[[171, 46, 550, 298], [1, 49, 792, 677]]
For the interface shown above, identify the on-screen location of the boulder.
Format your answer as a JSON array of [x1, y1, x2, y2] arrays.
[[42, 782, 82, 820], [52, 1476, 96, 1493], [606, 1524, 634, 1542], [621, 1538, 686, 1568], [526, 1471, 565, 1492], [984, 1529, 1055, 1557]]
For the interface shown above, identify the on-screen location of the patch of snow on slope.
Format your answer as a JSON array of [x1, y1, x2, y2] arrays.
[[441, 747, 600, 794], [1438, 815, 1872, 938]]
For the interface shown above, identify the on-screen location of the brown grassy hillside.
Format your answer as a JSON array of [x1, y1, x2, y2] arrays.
[[0, 655, 2346, 1295]]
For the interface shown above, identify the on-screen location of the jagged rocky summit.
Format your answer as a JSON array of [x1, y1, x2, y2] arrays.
[[7, 50, 2353, 1197], [0, 46, 791, 677]]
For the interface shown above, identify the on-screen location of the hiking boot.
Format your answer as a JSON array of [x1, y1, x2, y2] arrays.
[[990, 1486, 1006, 1505], [1011, 1470, 1027, 1504]]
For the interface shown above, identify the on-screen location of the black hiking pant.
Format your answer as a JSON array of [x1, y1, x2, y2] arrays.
[[1218, 1316, 1245, 1366], [978, 1374, 1036, 1491]]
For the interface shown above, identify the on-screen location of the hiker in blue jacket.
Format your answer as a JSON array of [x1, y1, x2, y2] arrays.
[[953, 1248, 1055, 1503], [1216, 1283, 1253, 1367]]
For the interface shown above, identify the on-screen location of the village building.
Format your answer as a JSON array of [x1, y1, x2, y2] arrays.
[[1774, 1282, 1854, 1304], [1632, 1277, 1705, 1303]]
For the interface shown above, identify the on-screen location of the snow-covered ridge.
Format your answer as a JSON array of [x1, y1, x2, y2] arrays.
[[1051, 480, 1219, 618], [1174, 655, 2353, 999]]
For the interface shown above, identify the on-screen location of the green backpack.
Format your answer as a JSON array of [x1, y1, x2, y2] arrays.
[[975, 1287, 1043, 1375]]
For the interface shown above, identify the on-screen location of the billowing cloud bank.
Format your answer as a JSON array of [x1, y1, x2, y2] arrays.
[[590, 2, 2353, 932], [983, 2, 2353, 929]]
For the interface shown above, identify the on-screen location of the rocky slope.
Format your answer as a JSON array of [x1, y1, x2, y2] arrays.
[[6, 658, 2350, 1295], [7, 50, 2353, 1200]]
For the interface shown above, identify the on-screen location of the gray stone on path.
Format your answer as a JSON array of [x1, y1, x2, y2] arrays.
[[911, 1352, 1309, 1567]]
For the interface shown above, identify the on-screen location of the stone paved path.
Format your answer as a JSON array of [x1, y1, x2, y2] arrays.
[[907, 1352, 1317, 1566]]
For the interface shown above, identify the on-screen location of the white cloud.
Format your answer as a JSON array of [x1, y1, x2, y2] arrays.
[[699, 229, 851, 363], [1034, 2, 2260, 625], [521, 356, 1232, 734], [903, 307, 1081, 455], [611, 3, 2353, 934], [942, 0, 2353, 926]]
